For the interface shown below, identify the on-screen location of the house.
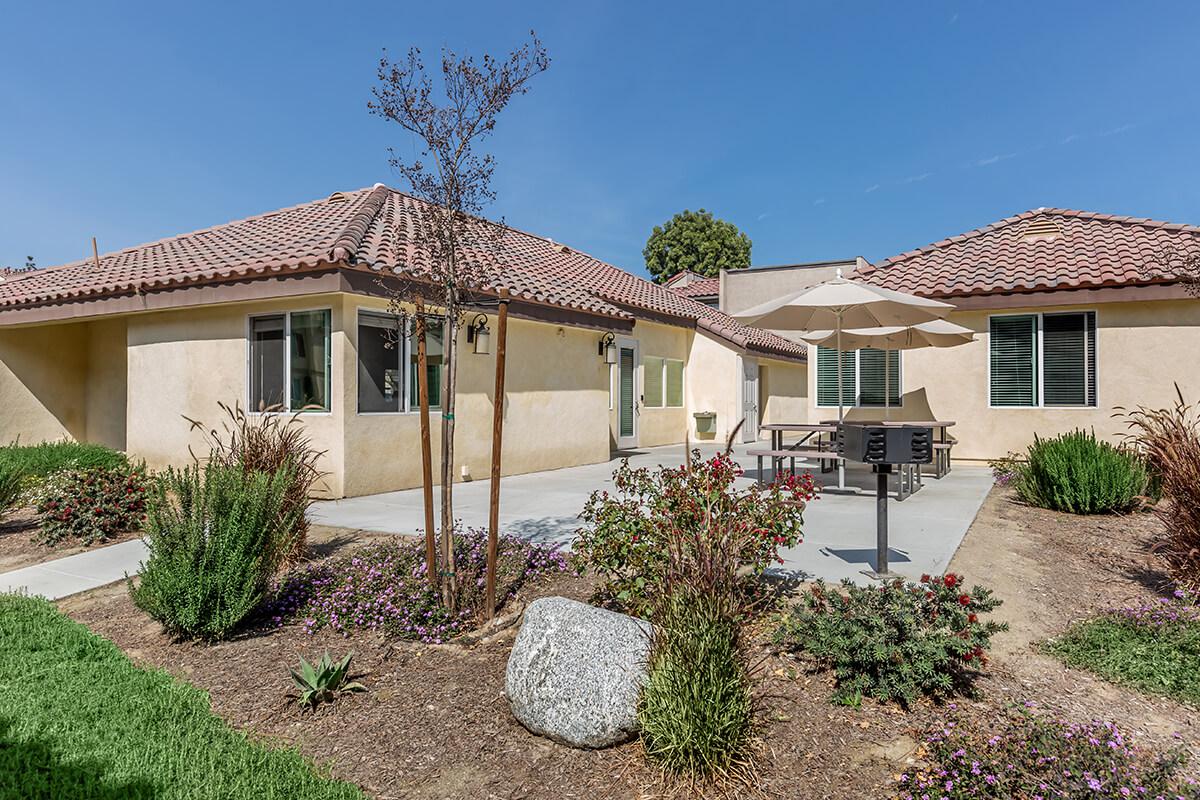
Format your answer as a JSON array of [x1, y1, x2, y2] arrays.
[[0, 185, 807, 497], [662, 271, 719, 306], [712, 209, 1200, 462]]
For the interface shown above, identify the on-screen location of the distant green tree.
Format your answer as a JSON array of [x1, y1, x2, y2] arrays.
[[643, 210, 751, 283], [1, 256, 36, 275]]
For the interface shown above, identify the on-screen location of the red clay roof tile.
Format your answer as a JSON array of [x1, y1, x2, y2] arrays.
[[0, 185, 804, 361], [856, 208, 1200, 298]]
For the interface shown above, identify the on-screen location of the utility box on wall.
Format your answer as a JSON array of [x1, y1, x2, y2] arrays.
[[693, 411, 717, 438]]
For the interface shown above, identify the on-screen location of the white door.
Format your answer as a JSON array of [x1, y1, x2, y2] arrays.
[[741, 358, 760, 443], [616, 340, 639, 450]]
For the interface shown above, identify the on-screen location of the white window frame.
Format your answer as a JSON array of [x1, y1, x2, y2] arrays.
[[987, 310, 1099, 409], [815, 348, 904, 409], [353, 308, 446, 416], [246, 307, 333, 416]]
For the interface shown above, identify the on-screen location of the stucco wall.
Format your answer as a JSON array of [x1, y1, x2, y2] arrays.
[[84, 318, 128, 450], [125, 295, 346, 497], [806, 298, 1200, 461], [760, 358, 808, 426], [685, 331, 741, 442], [341, 296, 611, 497], [0, 323, 88, 445]]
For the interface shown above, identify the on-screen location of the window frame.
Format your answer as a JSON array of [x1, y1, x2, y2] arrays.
[[352, 307, 446, 416], [246, 307, 333, 416], [639, 356, 685, 410], [815, 347, 904, 409], [987, 310, 1099, 409]]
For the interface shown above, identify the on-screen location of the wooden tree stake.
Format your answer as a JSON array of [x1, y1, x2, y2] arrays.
[[485, 291, 511, 620], [415, 299, 437, 590]]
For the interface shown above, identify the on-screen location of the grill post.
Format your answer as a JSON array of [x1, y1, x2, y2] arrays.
[[875, 467, 889, 576]]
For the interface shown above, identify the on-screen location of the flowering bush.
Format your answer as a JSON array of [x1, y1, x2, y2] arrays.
[[266, 529, 568, 644], [1043, 590, 1200, 705], [35, 466, 149, 546], [899, 704, 1200, 799], [987, 452, 1023, 487], [574, 451, 816, 614], [775, 573, 1006, 707]]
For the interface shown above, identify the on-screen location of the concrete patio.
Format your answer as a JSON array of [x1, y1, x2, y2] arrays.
[[310, 442, 993, 584]]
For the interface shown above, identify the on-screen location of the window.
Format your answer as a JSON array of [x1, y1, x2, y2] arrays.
[[665, 359, 684, 408], [249, 310, 331, 412], [989, 311, 1096, 408], [357, 312, 403, 413], [354, 310, 444, 414], [816, 347, 901, 407], [643, 356, 664, 407]]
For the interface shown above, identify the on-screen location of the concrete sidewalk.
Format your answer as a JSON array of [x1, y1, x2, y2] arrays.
[[311, 443, 994, 585], [0, 539, 148, 600]]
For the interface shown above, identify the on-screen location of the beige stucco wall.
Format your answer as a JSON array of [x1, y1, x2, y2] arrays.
[[341, 296, 610, 497], [0, 322, 89, 445], [84, 318, 128, 450], [760, 357, 808, 426], [806, 298, 1200, 461], [125, 294, 346, 497], [685, 331, 741, 442]]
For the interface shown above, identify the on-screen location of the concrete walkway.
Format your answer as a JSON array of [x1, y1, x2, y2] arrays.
[[311, 443, 994, 585], [0, 539, 148, 600]]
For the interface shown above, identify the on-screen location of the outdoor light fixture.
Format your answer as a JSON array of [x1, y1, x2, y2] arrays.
[[467, 313, 491, 355], [599, 332, 617, 364]]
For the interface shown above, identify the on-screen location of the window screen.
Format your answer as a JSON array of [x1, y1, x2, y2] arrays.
[[358, 312, 403, 413]]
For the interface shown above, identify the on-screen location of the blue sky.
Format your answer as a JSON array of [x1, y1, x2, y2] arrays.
[[3, 1, 1198, 277]]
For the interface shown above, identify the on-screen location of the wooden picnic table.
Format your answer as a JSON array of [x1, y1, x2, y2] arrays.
[[820, 419, 955, 443], [760, 423, 837, 451]]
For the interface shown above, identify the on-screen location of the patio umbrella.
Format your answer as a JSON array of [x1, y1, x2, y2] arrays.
[[733, 274, 954, 424], [799, 319, 976, 419]]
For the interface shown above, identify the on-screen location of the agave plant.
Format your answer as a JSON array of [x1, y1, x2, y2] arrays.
[[289, 651, 366, 710]]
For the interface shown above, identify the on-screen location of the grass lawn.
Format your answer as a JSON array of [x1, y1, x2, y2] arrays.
[[1042, 614, 1200, 705], [0, 593, 365, 800]]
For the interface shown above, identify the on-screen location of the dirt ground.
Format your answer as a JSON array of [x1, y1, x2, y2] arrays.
[[0, 506, 138, 572], [58, 491, 1200, 800]]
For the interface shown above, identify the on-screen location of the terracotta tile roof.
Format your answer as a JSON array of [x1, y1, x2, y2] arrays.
[[0, 185, 804, 361], [855, 208, 1200, 298], [666, 276, 720, 298]]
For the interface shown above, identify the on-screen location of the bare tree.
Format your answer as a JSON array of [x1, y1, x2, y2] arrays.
[[369, 33, 549, 609], [1147, 244, 1200, 297]]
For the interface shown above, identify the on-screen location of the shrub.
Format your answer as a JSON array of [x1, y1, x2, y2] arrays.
[[1042, 590, 1200, 705], [289, 651, 366, 710], [0, 466, 21, 519], [639, 588, 753, 779], [0, 441, 128, 483], [1120, 388, 1200, 593], [33, 466, 149, 546], [266, 528, 567, 643], [1015, 429, 1148, 514], [574, 451, 816, 615], [775, 573, 1007, 707], [187, 402, 325, 562], [899, 704, 1200, 800], [131, 462, 300, 640], [986, 451, 1023, 486]]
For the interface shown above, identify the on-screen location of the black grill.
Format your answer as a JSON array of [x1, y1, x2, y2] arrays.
[[838, 423, 933, 465]]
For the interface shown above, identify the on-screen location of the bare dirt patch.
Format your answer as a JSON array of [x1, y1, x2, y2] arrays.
[[0, 506, 138, 573], [57, 494, 1200, 799]]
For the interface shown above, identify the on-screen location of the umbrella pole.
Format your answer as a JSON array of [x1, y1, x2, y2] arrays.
[[884, 348, 891, 422], [836, 314, 846, 491]]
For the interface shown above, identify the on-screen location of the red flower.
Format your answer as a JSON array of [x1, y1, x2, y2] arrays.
[[958, 594, 971, 606], [924, 591, 934, 599], [968, 613, 978, 623], [920, 574, 931, 583], [943, 574, 958, 588], [963, 651, 974, 661]]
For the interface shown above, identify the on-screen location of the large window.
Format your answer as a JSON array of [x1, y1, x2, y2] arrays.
[[356, 310, 443, 414], [249, 310, 331, 412], [642, 356, 684, 408], [816, 347, 901, 407], [990, 311, 1096, 408]]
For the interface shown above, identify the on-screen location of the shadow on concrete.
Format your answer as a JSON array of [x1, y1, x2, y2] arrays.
[[820, 547, 913, 572], [505, 517, 579, 547]]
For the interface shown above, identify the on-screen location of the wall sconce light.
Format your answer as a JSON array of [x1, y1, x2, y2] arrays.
[[467, 313, 491, 355], [599, 332, 617, 364]]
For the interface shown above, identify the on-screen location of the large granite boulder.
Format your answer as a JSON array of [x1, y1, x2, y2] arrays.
[[505, 596, 652, 749]]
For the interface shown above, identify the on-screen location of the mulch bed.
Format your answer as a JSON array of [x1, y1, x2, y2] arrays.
[[0, 506, 138, 573], [58, 491, 1200, 799]]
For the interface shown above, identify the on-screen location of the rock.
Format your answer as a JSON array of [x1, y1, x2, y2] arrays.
[[505, 596, 652, 749]]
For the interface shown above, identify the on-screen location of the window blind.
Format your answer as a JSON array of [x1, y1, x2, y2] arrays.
[[816, 346, 856, 407], [990, 315, 1038, 407], [643, 356, 664, 407], [858, 348, 902, 407], [665, 359, 684, 407], [1043, 311, 1096, 407]]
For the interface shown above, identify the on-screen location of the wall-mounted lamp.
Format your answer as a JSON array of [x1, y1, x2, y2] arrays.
[[598, 332, 617, 365], [467, 313, 491, 355]]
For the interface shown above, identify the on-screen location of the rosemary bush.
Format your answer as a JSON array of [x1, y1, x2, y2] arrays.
[[1015, 429, 1147, 514]]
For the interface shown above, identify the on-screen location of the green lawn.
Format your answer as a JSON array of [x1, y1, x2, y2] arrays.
[[0, 593, 366, 800], [1042, 614, 1200, 705]]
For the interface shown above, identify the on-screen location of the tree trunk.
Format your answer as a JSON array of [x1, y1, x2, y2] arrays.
[[415, 301, 438, 592], [439, 310, 459, 611]]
